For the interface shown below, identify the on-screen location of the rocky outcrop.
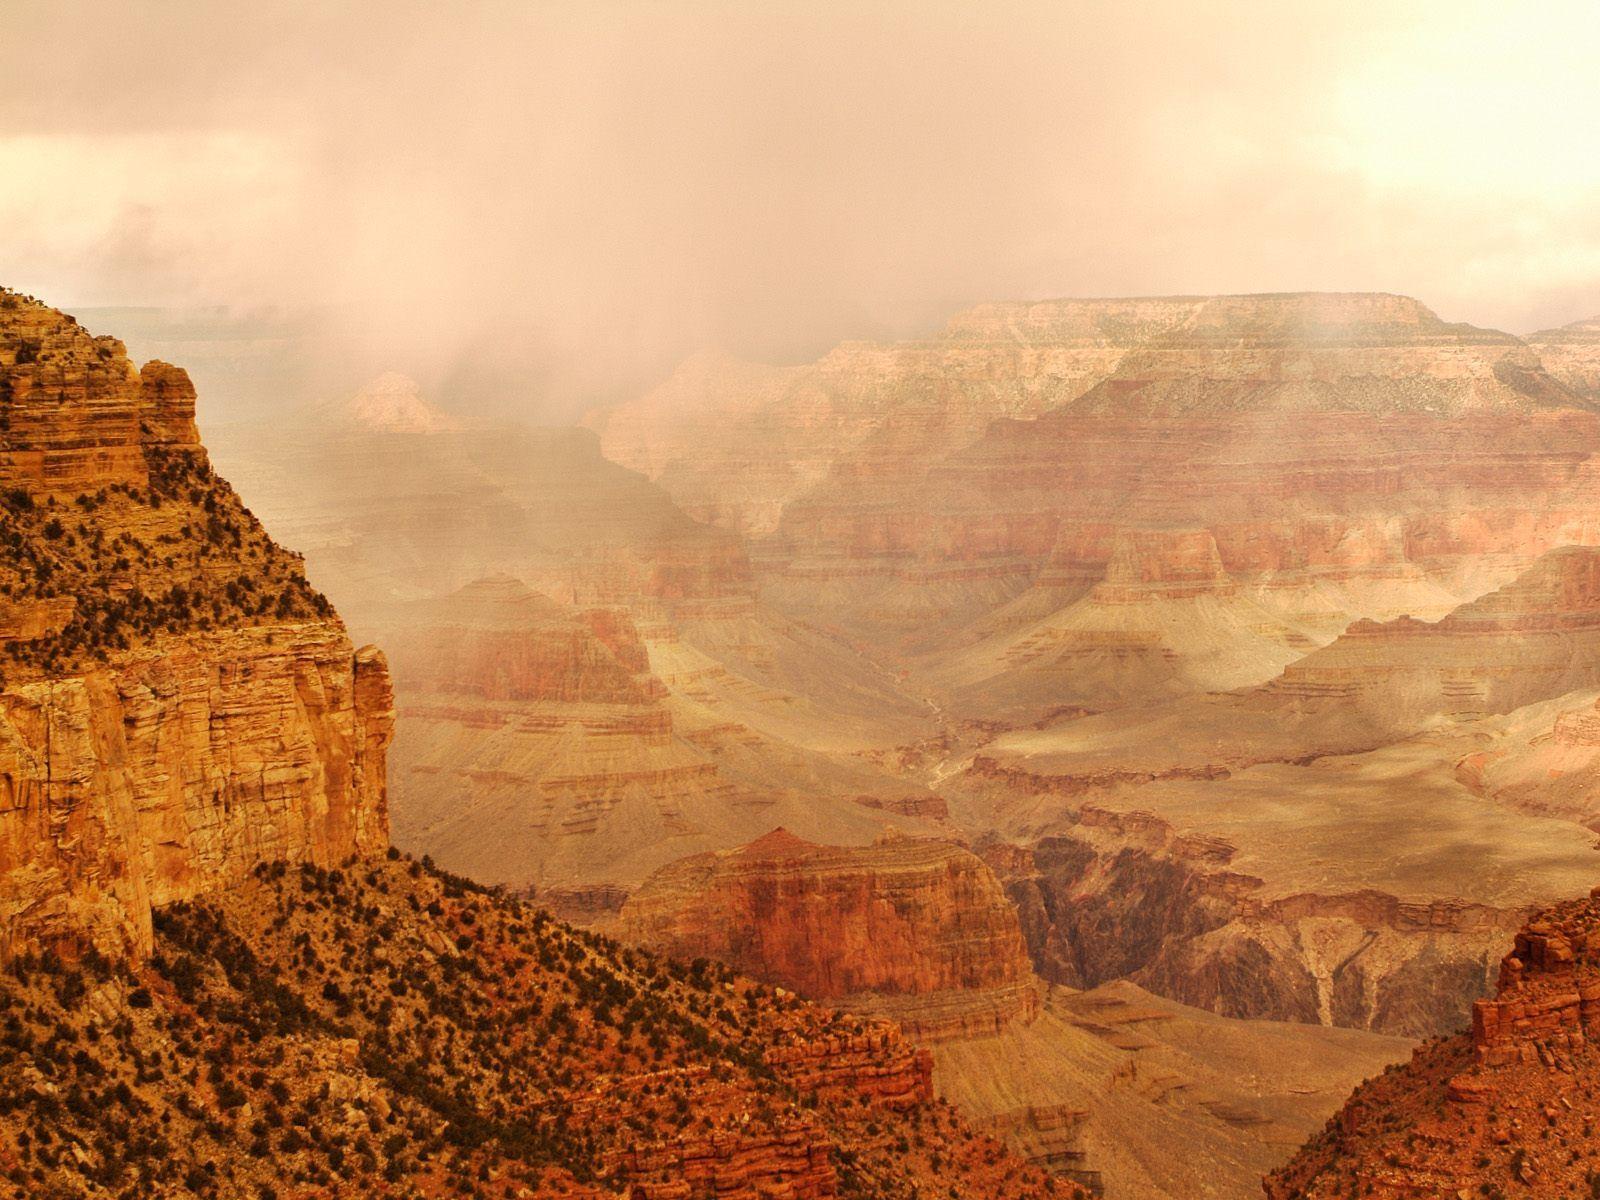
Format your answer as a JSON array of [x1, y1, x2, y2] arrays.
[[0, 289, 393, 962], [1469, 890, 1600, 1067], [607, 1120, 839, 1200], [1265, 890, 1600, 1199], [0, 854, 1082, 1200], [0, 291, 155, 491], [765, 1025, 935, 1108], [621, 830, 1040, 1041]]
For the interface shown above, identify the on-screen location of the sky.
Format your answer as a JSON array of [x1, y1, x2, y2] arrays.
[[4, 0, 1600, 417]]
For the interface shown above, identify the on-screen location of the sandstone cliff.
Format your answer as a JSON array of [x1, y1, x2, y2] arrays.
[[0, 288, 393, 962], [620, 829, 1039, 1041]]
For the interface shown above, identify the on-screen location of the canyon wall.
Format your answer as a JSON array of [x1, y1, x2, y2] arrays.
[[595, 292, 1600, 716], [0, 288, 393, 962], [979, 819, 1515, 1039], [589, 297, 1205, 537], [621, 829, 1040, 1041], [1529, 314, 1600, 403]]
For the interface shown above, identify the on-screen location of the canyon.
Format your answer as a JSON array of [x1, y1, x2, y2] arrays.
[[620, 829, 1412, 1199], [88, 285, 1600, 1197], [0, 290, 1065, 1200]]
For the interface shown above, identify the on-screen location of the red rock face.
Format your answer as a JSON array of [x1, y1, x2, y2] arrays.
[[1470, 897, 1600, 1067], [620, 830, 1040, 1041]]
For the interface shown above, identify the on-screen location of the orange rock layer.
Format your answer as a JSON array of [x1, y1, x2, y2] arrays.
[[0, 289, 393, 962], [621, 830, 1039, 1041]]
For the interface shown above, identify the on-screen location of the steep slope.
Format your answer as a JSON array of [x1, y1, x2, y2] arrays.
[[0, 288, 392, 963], [617, 831, 1414, 1200], [0, 854, 1084, 1200], [1266, 890, 1600, 1199], [936, 982, 1411, 1200]]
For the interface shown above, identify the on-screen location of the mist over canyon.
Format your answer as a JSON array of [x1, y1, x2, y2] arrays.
[[9, 5, 1600, 1195]]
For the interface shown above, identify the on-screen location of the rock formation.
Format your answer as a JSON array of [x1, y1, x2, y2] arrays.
[[618, 830, 1415, 1199], [955, 545, 1600, 1037], [620, 830, 1039, 1041], [1265, 888, 1600, 1198], [1263, 543, 1600, 729], [377, 579, 945, 889], [0, 292, 1072, 1200], [0, 288, 393, 963], [589, 298, 1204, 537]]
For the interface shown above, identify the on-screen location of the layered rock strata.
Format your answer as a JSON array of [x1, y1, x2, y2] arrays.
[[972, 810, 1531, 1038], [0, 856, 1082, 1200], [0, 288, 393, 962], [621, 829, 1039, 1041], [590, 298, 1205, 537], [605, 292, 1600, 712], [378, 577, 761, 886]]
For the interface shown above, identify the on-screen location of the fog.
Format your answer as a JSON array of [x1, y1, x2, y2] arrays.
[[5, 0, 1600, 418]]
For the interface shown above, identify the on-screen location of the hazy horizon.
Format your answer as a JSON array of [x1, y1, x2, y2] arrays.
[[7, 0, 1600, 417]]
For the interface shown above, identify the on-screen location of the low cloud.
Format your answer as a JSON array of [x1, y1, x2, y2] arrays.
[[3, 0, 1598, 417]]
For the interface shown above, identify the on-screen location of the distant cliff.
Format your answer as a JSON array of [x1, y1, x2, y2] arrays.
[[621, 829, 1040, 1041]]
